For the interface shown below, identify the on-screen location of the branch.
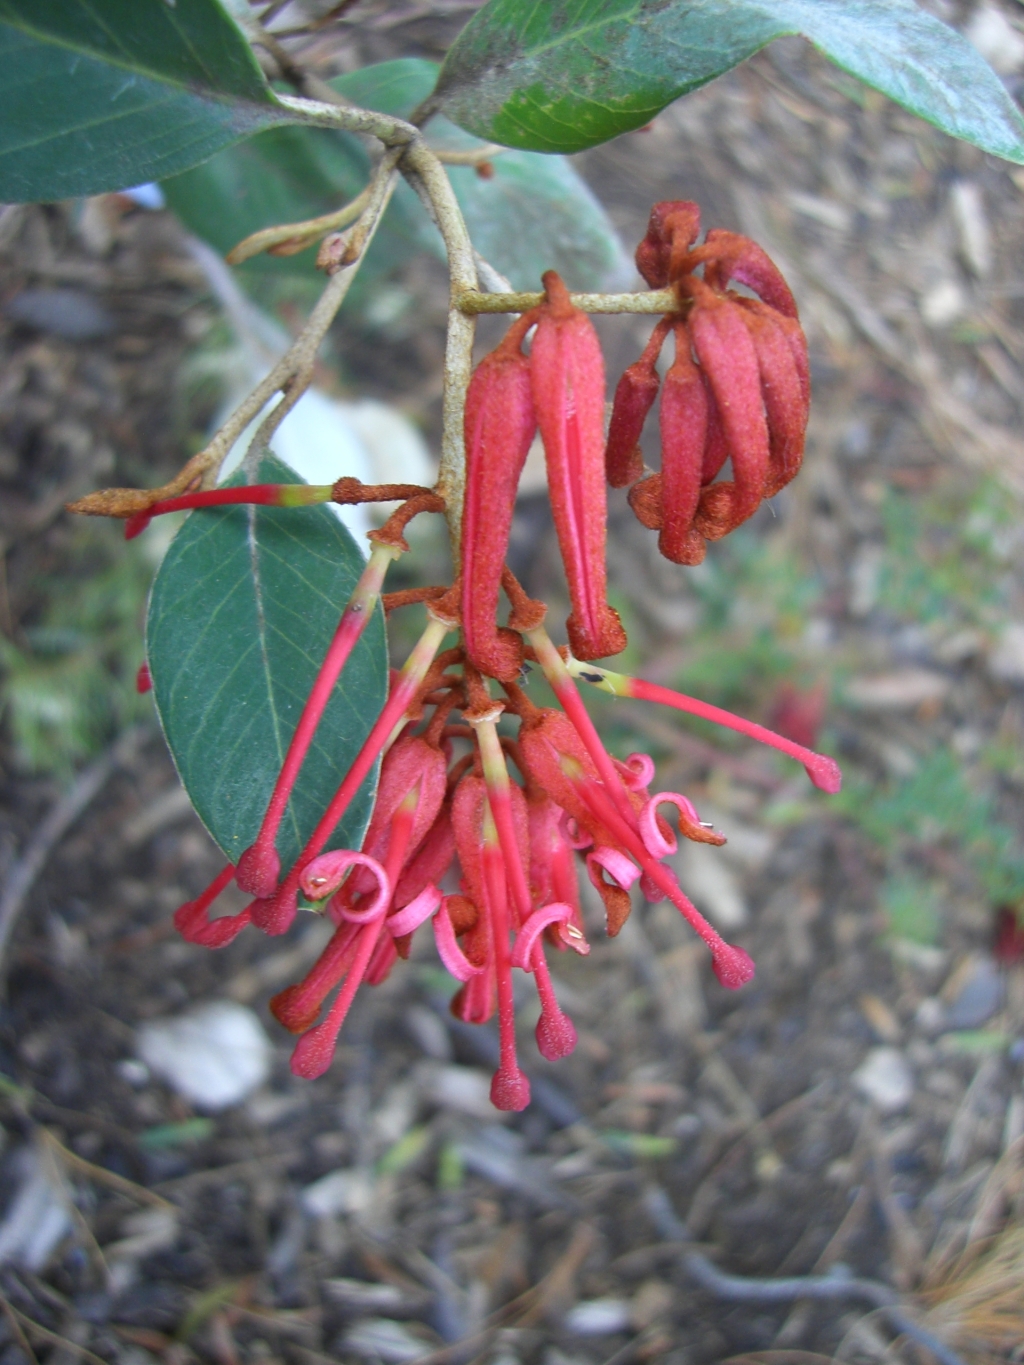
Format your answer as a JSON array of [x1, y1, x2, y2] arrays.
[[459, 288, 680, 315]]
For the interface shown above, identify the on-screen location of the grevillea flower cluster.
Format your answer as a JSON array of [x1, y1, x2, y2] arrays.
[[608, 201, 809, 565], [97, 204, 840, 1112]]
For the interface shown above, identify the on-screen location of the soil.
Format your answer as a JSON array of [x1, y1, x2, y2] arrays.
[[0, 4, 1023, 1365]]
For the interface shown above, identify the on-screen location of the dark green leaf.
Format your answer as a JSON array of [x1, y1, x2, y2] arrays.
[[436, 0, 1024, 163], [165, 57, 626, 291], [146, 455, 388, 872], [0, 0, 287, 202]]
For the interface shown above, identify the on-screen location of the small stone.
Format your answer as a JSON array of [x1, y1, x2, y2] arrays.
[[920, 279, 967, 329], [845, 670, 949, 711], [943, 954, 1004, 1030], [301, 1168, 375, 1219], [340, 1318, 430, 1363], [988, 624, 1024, 684], [852, 1046, 914, 1113], [5, 287, 114, 340], [136, 1001, 271, 1111], [563, 1298, 631, 1336], [915, 997, 945, 1036], [416, 1062, 501, 1118]]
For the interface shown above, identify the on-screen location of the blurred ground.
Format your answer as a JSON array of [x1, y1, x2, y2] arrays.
[[1, 2, 1024, 1364]]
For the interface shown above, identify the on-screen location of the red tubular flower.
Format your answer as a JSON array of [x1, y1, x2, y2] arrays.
[[565, 656, 842, 794], [173, 864, 250, 948], [658, 322, 709, 565], [736, 298, 809, 498], [250, 609, 452, 935], [531, 272, 627, 662], [461, 312, 539, 682], [237, 542, 401, 898], [604, 317, 673, 488], [683, 280, 770, 539], [359, 734, 448, 877], [124, 483, 333, 539], [617, 202, 809, 558], [472, 708, 584, 1064], [452, 770, 530, 1108]]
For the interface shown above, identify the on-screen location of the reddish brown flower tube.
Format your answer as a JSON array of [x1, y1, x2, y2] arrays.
[[531, 271, 627, 661], [461, 312, 539, 682], [658, 322, 709, 565]]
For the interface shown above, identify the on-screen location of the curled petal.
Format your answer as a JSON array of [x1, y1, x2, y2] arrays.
[[700, 229, 798, 318], [174, 898, 251, 949], [434, 897, 484, 982], [387, 883, 442, 938], [587, 846, 641, 935], [640, 791, 723, 858], [173, 865, 250, 949], [511, 902, 588, 970], [635, 200, 701, 287], [587, 845, 642, 891], [614, 752, 655, 792], [301, 850, 391, 924]]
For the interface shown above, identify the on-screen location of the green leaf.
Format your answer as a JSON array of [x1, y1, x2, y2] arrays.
[[599, 1130, 677, 1159], [436, 0, 1024, 164], [0, 0, 288, 202], [146, 454, 388, 872], [164, 57, 627, 291], [138, 1118, 216, 1150]]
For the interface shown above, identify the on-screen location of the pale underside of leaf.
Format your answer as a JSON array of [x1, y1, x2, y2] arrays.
[[436, 0, 1024, 164]]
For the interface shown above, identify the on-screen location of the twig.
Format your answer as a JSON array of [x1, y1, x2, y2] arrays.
[[226, 186, 373, 264], [0, 726, 148, 973], [0, 1294, 39, 1365], [642, 1187, 967, 1365], [213, 151, 402, 486], [398, 142, 478, 556], [38, 1127, 175, 1211], [458, 288, 679, 315], [0, 1295, 106, 1365]]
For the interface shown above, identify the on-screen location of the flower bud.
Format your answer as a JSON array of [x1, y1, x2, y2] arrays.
[[658, 324, 709, 566], [532, 272, 626, 661], [461, 319, 538, 681]]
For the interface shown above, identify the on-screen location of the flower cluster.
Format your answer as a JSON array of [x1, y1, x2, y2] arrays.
[[111, 205, 840, 1112], [607, 201, 809, 565]]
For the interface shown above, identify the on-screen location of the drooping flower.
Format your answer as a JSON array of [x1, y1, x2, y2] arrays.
[[460, 310, 539, 682], [608, 201, 810, 562], [532, 271, 627, 662]]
